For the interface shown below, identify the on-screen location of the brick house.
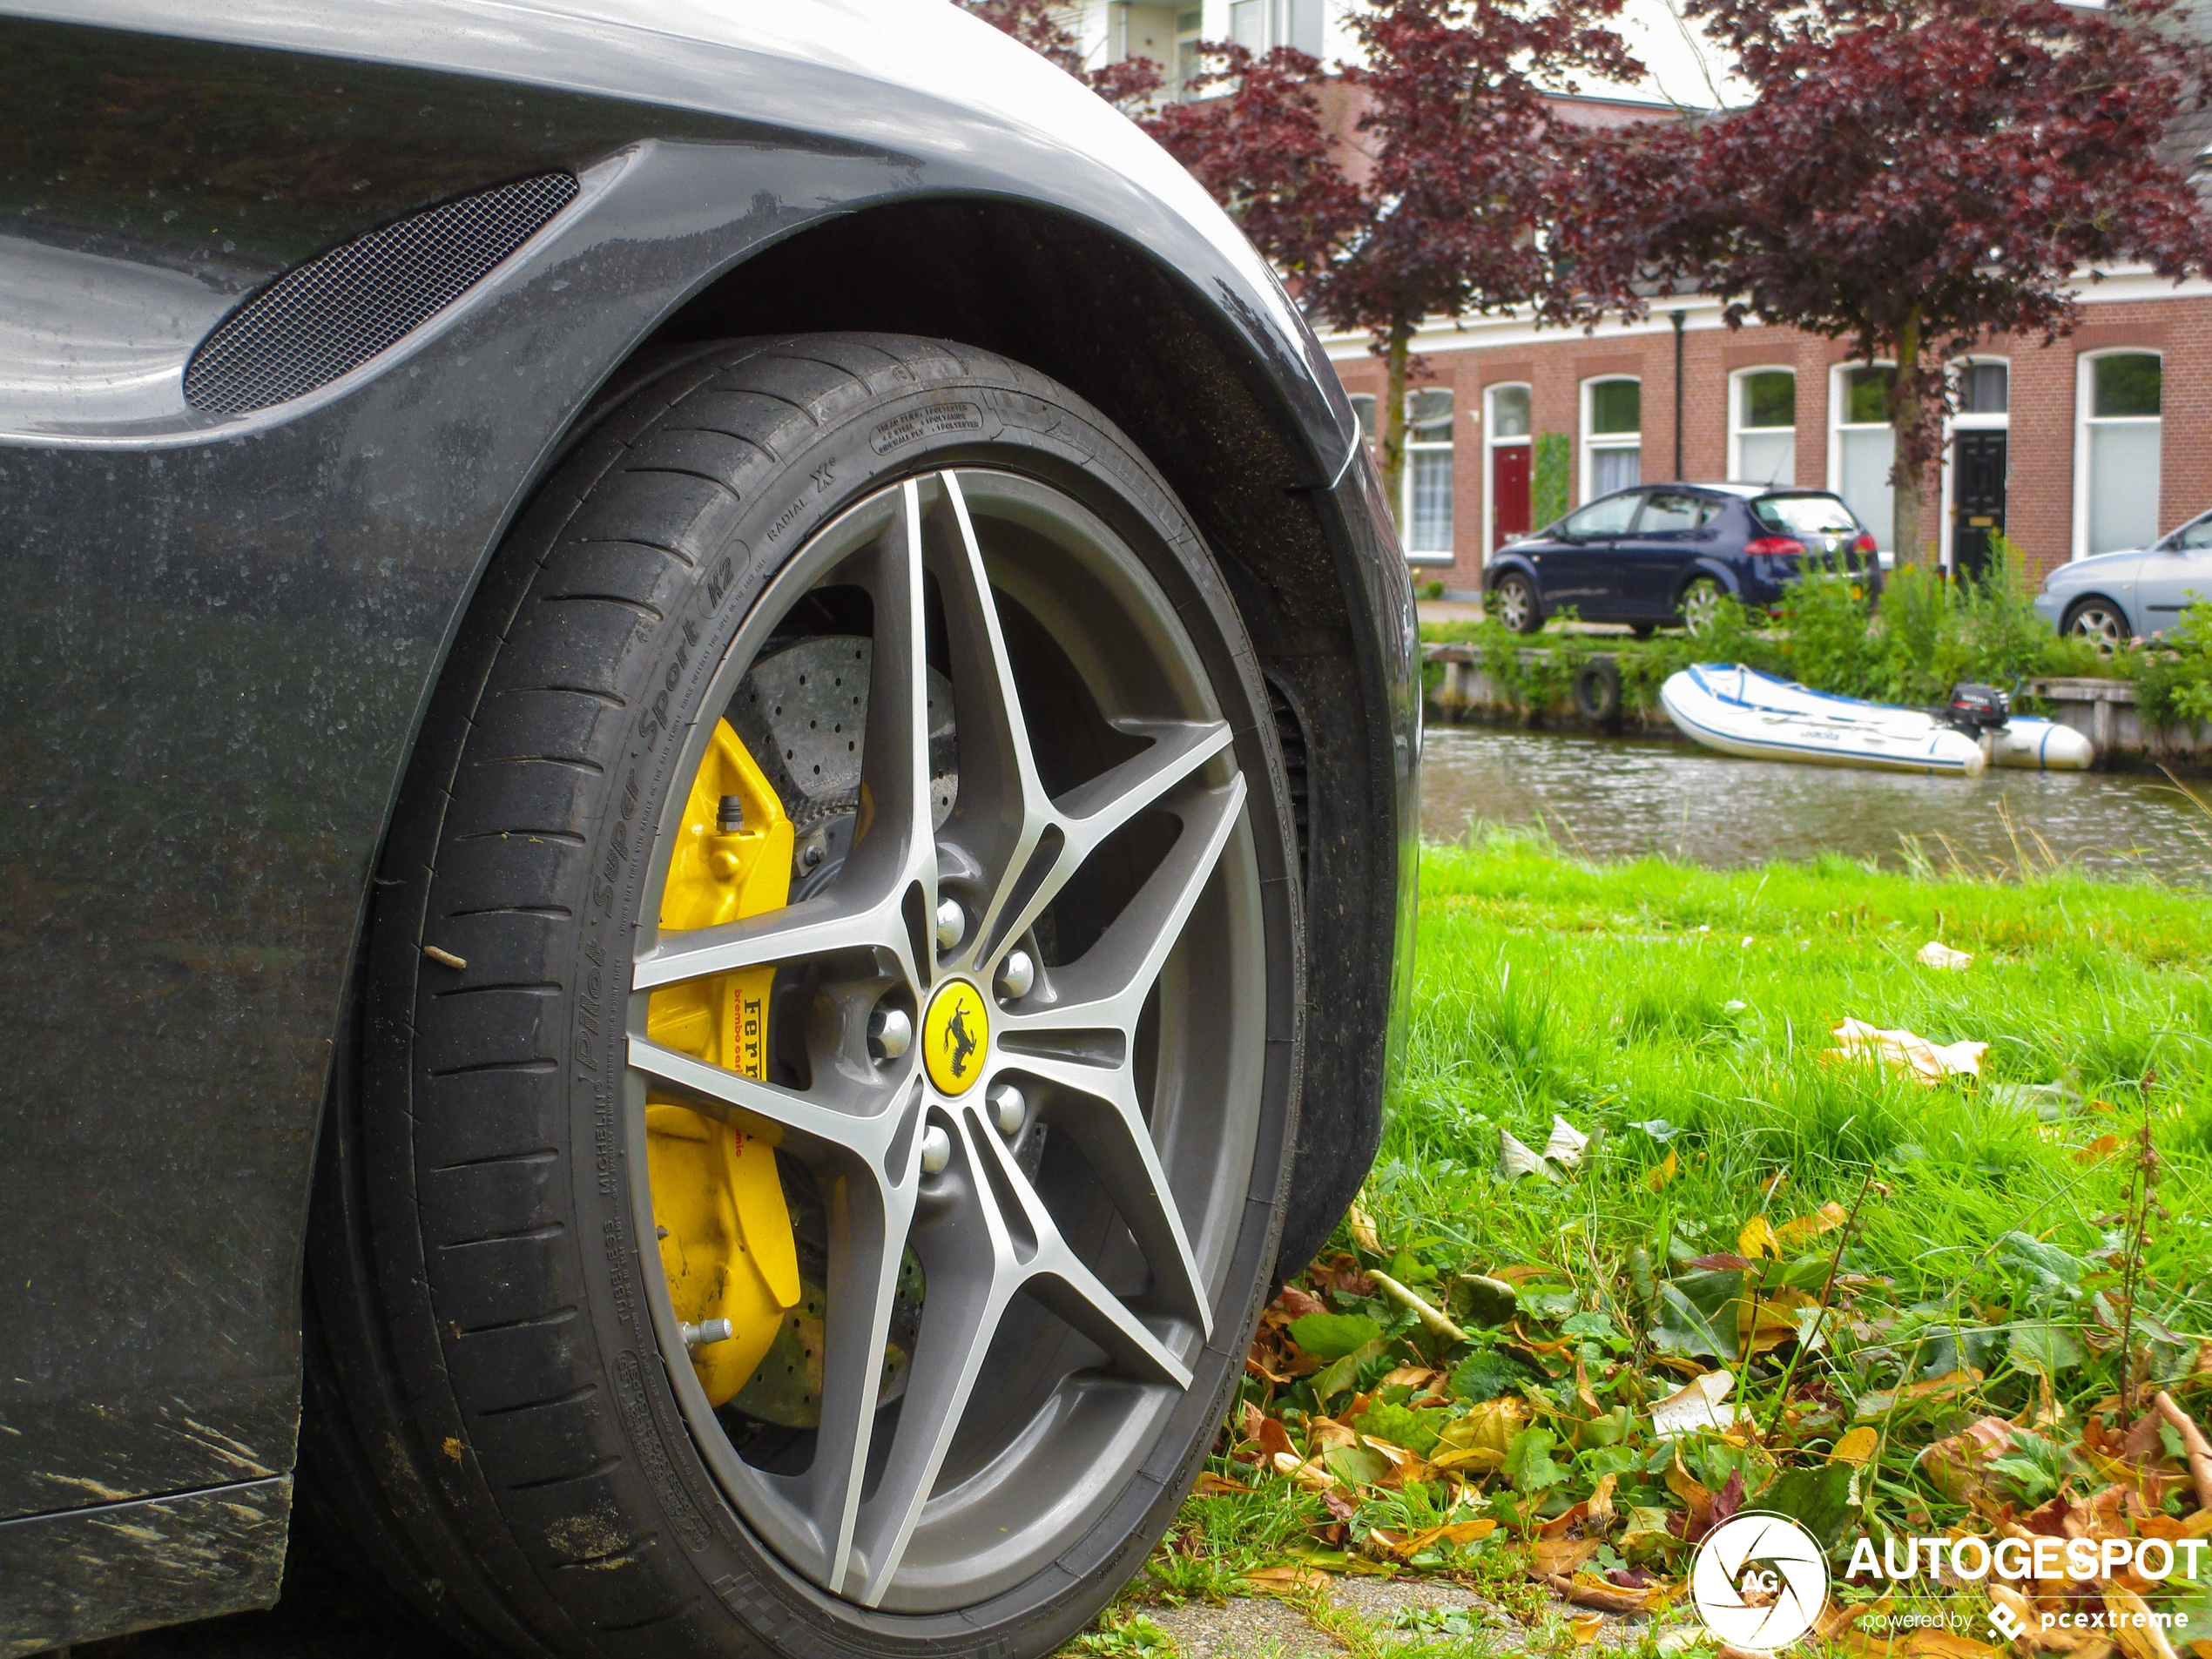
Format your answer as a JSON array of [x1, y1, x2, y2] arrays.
[[1326, 226, 2212, 593], [1327, 260, 2212, 593]]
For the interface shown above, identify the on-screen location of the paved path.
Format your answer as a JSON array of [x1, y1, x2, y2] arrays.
[[78, 1527, 1683, 1659]]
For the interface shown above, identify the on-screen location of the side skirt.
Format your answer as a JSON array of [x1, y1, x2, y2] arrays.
[[0, 1474, 290, 1656]]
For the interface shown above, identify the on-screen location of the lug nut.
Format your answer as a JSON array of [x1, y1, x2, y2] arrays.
[[920, 1123, 953, 1175], [717, 794, 745, 834], [681, 1318, 735, 1348], [988, 1082, 1026, 1137], [934, 897, 966, 950], [996, 949, 1035, 1000], [870, 1007, 913, 1059]]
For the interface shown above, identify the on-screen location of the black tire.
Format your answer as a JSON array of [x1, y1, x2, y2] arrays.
[[1572, 658, 1622, 726], [303, 334, 1305, 1658], [2061, 596, 2132, 648], [1491, 570, 1542, 634]]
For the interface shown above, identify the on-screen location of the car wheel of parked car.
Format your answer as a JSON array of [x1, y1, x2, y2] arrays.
[[1491, 571, 1542, 635], [1679, 577, 1728, 637], [2061, 597, 2132, 648], [303, 334, 1303, 1659]]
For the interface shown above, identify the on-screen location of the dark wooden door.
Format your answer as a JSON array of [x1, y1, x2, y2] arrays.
[[1492, 442, 1530, 553], [1952, 431, 2006, 583]]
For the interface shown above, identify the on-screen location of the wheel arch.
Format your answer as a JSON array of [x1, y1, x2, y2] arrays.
[[1487, 554, 1540, 591], [2061, 591, 2135, 633], [1676, 561, 1742, 604]]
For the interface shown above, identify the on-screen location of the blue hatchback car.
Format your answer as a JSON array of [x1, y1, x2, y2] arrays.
[[1484, 482, 1881, 635]]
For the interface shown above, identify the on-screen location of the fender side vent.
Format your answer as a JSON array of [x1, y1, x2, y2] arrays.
[[184, 172, 580, 415]]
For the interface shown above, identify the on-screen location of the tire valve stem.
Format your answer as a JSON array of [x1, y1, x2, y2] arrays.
[[680, 1318, 734, 1349], [717, 794, 745, 834]]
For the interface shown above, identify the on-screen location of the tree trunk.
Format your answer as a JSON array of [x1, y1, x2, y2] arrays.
[[1889, 307, 1926, 570], [1379, 318, 1413, 536]]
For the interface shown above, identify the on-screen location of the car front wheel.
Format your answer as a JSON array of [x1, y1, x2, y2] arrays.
[[2062, 597, 2132, 648], [1491, 570, 1542, 634], [303, 334, 1304, 1659]]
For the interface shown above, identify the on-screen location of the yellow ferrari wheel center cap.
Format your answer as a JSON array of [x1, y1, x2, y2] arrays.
[[922, 980, 989, 1096]]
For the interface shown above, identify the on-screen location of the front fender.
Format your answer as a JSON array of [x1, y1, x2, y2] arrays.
[[1487, 554, 1541, 590], [0, 6, 1399, 1545]]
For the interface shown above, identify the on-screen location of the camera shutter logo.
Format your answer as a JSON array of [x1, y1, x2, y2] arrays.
[[1691, 1513, 1830, 1652]]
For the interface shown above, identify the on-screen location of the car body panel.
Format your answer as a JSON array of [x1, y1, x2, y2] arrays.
[[0, 5, 1413, 1641], [2137, 511, 2212, 631], [1616, 489, 1724, 617]]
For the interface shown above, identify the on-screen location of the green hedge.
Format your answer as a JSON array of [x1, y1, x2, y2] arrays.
[[1529, 432, 1571, 530]]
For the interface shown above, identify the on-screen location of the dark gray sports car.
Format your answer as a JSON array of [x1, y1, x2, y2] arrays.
[[0, 3, 1418, 1652]]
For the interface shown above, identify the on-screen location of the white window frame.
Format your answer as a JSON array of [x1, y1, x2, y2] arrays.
[[1728, 365, 1797, 486], [1402, 386, 1455, 566], [1938, 356, 2010, 572], [1482, 381, 1532, 564], [2073, 348, 2163, 562], [1827, 359, 1897, 555], [1173, 4, 1204, 97], [1579, 375, 1641, 505], [1348, 392, 1377, 446]]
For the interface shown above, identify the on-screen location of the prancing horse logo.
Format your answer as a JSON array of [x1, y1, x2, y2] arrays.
[[944, 1004, 977, 1080], [921, 980, 989, 1096]]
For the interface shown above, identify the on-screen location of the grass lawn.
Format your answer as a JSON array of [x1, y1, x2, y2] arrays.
[[1100, 836, 2212, 1659]]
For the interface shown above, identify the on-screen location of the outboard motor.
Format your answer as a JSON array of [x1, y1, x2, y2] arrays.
[[1944, 682, 2011, 735]]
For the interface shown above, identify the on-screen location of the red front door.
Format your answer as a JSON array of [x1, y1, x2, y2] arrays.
[[1492, 442, 1531, 554]]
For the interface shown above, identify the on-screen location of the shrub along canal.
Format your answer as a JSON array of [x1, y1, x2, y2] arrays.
[[1422, 724, 2212, 881]]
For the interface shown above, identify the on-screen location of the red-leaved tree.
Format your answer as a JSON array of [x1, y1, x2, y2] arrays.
[[957, 0, 1163, 111], [1149, 0, 1638, 525], [1558, 0, 2212, 565], [1143, 44, 1367, 289]]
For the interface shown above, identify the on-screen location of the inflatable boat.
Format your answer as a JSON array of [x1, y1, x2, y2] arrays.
[[1660, 664, 2094, 775]]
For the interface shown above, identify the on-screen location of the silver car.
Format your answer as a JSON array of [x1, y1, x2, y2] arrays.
[[2035, 508, 2212, 642]]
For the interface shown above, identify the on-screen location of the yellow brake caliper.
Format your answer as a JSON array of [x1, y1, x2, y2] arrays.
[[645, 718, 802, 1404]]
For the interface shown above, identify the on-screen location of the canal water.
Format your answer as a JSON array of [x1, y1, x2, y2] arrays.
[[1421, 725, 2212, 883]]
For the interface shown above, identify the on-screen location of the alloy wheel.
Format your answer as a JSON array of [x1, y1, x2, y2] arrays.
[[2066, 600, 2128, 650], [626, 469, 1266, 1612], [1681, 578, 1726, 637], [1493, 576, 1535, 633]]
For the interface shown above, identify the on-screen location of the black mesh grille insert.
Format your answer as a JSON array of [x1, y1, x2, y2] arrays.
[[184, 172, 580, 415]]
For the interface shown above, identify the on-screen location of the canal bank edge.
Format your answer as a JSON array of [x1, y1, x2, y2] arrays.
[[1424, 644, 2212, 771]]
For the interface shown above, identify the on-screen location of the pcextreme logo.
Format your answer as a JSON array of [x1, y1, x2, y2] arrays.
[[1691, 1513, 1831, 1653]]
